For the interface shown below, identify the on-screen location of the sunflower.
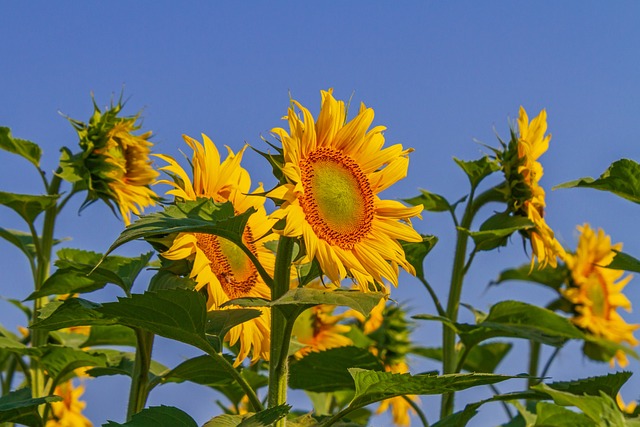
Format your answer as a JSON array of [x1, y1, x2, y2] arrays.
[[617, 393, 638, 415], [267, 90, 423, 291], [562, 224, 638, 367], [46, 381, 92, 427], [375, 361, 418, 426], [499, 106, 565, 269], [291, 304, 353, 359], [157, 134, 276, 366], [66, 100, 159, 225]]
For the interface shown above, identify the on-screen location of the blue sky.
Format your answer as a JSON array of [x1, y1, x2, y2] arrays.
[[2, 3, 640, 426]]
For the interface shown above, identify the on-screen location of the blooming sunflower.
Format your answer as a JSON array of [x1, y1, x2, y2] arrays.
[[268, 90, 423, 291], [65, 100, 159, 225], [562, 224, 638, 367], [157, 134, 275, 366], [291, 304, 353, 359], [46, 381, 92, 427], [500, 106, 565, 269], [376, 361, 418, 427]]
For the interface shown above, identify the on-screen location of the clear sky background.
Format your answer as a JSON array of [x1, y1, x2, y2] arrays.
[[2, 3, 640, 426]]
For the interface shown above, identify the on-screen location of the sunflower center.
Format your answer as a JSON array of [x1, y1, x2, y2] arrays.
[[585, 277, 609, 318], [194, 228, 259, 299], [299, 148, 374, 249]]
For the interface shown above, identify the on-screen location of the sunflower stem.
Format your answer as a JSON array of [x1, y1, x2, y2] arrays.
[[440, 184, 506, 418], [527, 340, 541, 390], [126, 329, 155, 420], [268, 236, 295, 424], [30, 173, 63, 407]]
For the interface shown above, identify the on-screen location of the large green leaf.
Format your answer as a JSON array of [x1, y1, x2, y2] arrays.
[[414, 301, 584, 348], [491, 263, 568, 291], [29, 249, 154, 298], [289, 346, 384, 392], [534, 401, 595, 427], [272, 288, 385, 317], [159, 354, 235, 387], [404, 190, 453, 213], [347, 369, 519, 411], [0, 191, 59, 224], [205, 309, 263, 351], [607, 250, 640, 274], [148, 269, 197, 291], [86, 351, 168, 381], [97, 289, 212, 354], [80, 325, 137, 348], [0, 388, 61, 426], [38, 345, 109, 383], [401, 235, 438, 280], [31, 298, 116, 331], [0, 227, 37, 260], [546, 372, 631, 401], [553, 159, 640, 204], [453, 156, 501, 189], [0, 127, 42, 168], [461, 212, 533, 252], [532, 383, 626, 426], [203, 405, 290, 427], [103, 405, 197, 427], [411, 342, 512, 373]]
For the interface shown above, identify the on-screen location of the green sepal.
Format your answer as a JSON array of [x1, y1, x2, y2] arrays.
[[103, 405, 198, 427], [0, 388, 61, 426], [0, 127, 42, 169], [289, 346, 384, 392], [0, 191, 59, 224], [553, 159, 640, 204]]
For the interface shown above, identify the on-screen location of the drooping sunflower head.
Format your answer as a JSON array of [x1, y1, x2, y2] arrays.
[[497, 106, 565, 269], [292, 304, 354, 359], [562, 224, 638, 367], [157, 134, 275, 367], [63, 98, 159, 226], [365, 302, 413, 366], [46, 380, 92, 427], [267, 89, 423, 291]]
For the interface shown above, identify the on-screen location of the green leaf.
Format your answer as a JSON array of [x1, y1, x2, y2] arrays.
[[553, 159, 640, 204], [546, 372, 632, 401], [0, 227, 37, 260], [80, 325, 137, 348], [453, 156, 501, 189], [534, 401, 596, 427], [86, 351, 168, 381], [31, 298, 115, 331], [401, 235, 438, 280], [29, 249, 154, 298], [272, 288, 385, 317], [103, 405, 198, 427], [213, 370, 268, 407], [607, 250, 640, 274], [148, 270, 196, 291], [404, 190, 452, 212], [206, 309, 262, 348], [0, 388, 61, 426], [0, 127, 42, 168], [462, 212, 533, 252], [457, 300, 584, 348], [411, 342, 512, 373], [0, 191, 59, 224], [582, 336, 639, 363], [203, 405, 290, 427], [532, 383, 626, 426], [38, 345, 109, 383], [431, 404, 480, 427], [347, 368, 519, 410], [98, 289, 213, 354], [491, 263, 568, 291], [160, 354, 235, 387], [289, 346, 384, 392]]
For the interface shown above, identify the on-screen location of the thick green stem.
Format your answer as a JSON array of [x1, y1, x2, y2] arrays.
[[267, 236, 295, 425], [440, 185, 505, 418], [126, 329, 155, 420], [30, 174, 63, 402]]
